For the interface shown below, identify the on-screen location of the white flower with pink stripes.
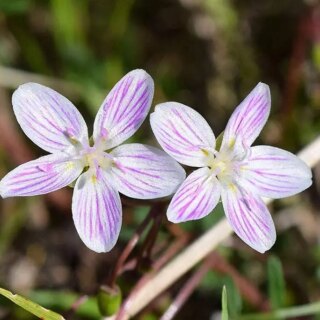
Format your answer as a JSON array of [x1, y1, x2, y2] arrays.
[[0, 69, 185, 253], [151, 83, 312, 253]]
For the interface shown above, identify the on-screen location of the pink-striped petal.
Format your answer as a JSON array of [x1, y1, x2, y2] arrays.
[[0, 153, 83, 198], [239, 145, 312, 199], [93, 69, 154, 149], [167, 167, 221, 223], [12, 83, 89, 153], [110, 143, 186, 199], [72, 170, 122, 253], [150, 102, 216, 167], [221, 185, 276, 253], [221, 83, 270, 150]]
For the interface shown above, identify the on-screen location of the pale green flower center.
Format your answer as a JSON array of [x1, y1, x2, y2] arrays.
[[81, 145, 113, 171], [204, 147, 246, 186]]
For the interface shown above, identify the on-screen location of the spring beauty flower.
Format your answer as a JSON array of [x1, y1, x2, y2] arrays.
[[150, 83, 312, 253], [0, 70, 185, 253]]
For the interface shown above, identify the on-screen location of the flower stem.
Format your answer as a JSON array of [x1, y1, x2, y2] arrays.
[[160, 254, 214, 320], [136, 209, 164, 269], [108, 202, 164, 288]]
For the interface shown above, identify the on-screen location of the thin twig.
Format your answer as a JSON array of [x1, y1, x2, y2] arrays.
[[119, 234, 188, 275], [160, 255, 214, 320], [116, 135, 320, 319], [136, 211, 163, 269], [108, 203, 164, 288], [64, 295, 89, 319], [116, 229, 190, 319]]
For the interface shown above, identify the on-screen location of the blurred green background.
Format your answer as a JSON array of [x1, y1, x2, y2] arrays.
[[0, 0, 319, 319]]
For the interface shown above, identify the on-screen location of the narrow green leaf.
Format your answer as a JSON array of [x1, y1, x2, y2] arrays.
[[222, 286, 229, 320], [50, 0, 87, 51], [0, 288, 65, 320], [225, 276, 242, 317], [267, 255, 286, 309]]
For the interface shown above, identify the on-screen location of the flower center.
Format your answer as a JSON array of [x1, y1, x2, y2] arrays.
[[204, 146, 247, 186], [208, 153, 232, 179], [80, 144, 114, 182]]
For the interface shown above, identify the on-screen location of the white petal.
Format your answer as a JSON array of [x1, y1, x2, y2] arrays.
[[0, 153, 83, 197], [150, 102, 216, 167], [72, 170, 122, 253], [12, 83, 89, 153], [167, 167, 221, 222], [239, 146, 312, 199], [93, 69, 154, 149], [221, 83, 270, 150], [221, 185, 276, 253], [111, 144, 186, 199]]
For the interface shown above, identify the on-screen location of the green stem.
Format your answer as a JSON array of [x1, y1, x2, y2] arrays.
[[238, 301, 320, 320]]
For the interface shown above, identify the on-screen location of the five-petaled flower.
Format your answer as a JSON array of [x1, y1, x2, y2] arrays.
[[0, 69, 185, 253], [150, 83, 312, 253]]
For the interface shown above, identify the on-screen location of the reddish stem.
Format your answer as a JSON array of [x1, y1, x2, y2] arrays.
[[281, 7, 313, 130], [160, 257, 213, 320], [63, 295, 88, 319], [108, 203, 164, 288], [136, 211, 163, 269]]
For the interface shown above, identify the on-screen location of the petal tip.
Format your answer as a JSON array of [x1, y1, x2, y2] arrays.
[[256, 235, 276, 254], [84, 238, 118, 253], [129, 69, 154, 86], [256, 82, 271, 100], [13, 82, 42, 98], [166, 214, 181, 224], [0, 182, 5, 198]]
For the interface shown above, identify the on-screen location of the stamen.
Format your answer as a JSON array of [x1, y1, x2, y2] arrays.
[[201, 148, 210, 157]]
